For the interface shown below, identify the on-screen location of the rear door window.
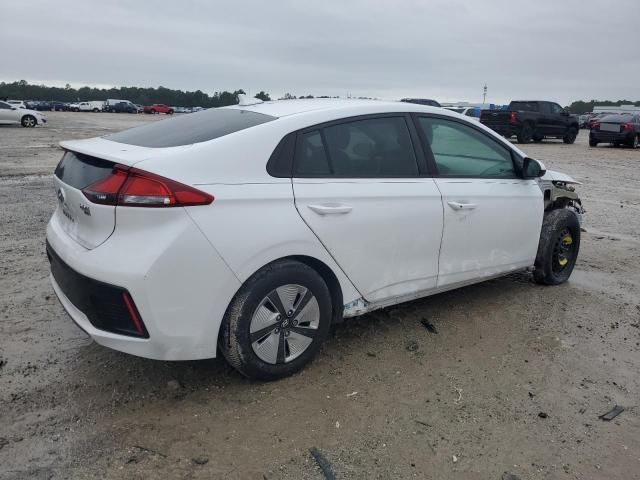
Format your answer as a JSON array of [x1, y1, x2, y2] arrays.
[[105, 108, 276, 147], [294, 116, 419, 178]]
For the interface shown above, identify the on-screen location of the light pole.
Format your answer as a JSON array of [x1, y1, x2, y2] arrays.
[[483, 84, 487, 104]]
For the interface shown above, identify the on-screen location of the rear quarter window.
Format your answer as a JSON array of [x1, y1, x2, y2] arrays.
[[105, 108, 276, 147]]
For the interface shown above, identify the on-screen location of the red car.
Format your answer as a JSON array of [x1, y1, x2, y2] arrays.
[[143, 104, 174, 114]]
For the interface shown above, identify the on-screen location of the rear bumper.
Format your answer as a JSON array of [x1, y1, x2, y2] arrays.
[[590, 130, 634, 144], [46, 207, 241, 360]]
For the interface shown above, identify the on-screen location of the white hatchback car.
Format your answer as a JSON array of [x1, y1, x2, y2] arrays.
[[46, 97, 584, 380], [0, 101, 47, 127]]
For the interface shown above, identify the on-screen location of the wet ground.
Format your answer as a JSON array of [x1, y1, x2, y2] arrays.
[[1, 112, 639, 479]]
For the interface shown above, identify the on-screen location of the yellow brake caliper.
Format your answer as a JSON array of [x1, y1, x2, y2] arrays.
[[559, 234, 573, 266]]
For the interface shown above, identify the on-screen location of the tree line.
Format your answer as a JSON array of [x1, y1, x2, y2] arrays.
[[566, 99, 640, 114], [0, 80, 344, 107], [0, 80, 272, 108]]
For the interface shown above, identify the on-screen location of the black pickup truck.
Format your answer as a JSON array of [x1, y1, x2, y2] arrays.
[[480, 101, 579, 144]]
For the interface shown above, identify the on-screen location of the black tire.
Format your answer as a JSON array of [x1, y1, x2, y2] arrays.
[[589, 138, 598, 147], [533, 134, 544, 143], [21, 115, 37, 128], [93, 108, 99, 113], [219, 259, 332, 381], [629, 134, 639, 148], [168, 109, 174, 115], [150, 109, 156, 114], [533, 209, 581, 285], [517, 123, 534, 144], [73, 108, 79, 112], [563, 127, 578, 144]]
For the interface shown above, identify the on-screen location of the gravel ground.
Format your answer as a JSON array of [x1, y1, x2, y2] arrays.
[[1, 112, 639, 479]]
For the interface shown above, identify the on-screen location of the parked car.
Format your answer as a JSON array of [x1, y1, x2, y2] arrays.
[[400, 98, 441, 107], [46, 98, 584, 380], [7, 100, 26, 109], [110, 101, 137, 113], [28, 101, 52, 111], [49, 101, 68, 112], [444, 106, 481, 121], [69, 101, 103, 112], [144, 104, 174, 114], [0, 100, 47, 127], [589, 113, 640, 148], [103, 99, 135, 112], [135, 104, 144, 113]]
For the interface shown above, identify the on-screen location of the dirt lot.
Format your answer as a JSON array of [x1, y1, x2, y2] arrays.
[[1, 112, 639, 479]]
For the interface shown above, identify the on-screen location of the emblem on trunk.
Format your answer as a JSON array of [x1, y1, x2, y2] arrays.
[[79, 203, 91, 216]]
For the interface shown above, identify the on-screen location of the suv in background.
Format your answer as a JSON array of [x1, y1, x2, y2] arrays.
[[111, 102, 137, 113], [104, 99, 135, 113], [480, 100, 579, 144]]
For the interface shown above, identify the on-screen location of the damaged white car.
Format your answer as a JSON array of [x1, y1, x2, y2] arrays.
[[46, 97, 584, 380]]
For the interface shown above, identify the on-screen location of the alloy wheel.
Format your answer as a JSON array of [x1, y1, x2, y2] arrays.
[[250, 284, 320, 364]]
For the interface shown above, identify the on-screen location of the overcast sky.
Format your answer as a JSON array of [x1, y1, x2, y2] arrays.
[[2, 0, 639, 105]]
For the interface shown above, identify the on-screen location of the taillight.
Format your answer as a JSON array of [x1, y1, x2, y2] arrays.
[[82, 166, 128, 204], [622, 123, 634, 131], [591, 122, 599, 130], [82, 166, 214, 207], [510, 111, 517, 124]]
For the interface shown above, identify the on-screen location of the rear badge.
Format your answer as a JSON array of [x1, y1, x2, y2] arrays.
[[79, 203, 91, 216]]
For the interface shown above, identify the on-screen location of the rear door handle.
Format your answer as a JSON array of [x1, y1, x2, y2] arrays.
[[308, 203, 353, 215], [447, 201, 478, 211]]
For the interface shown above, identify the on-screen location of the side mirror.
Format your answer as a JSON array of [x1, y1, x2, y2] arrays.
[[11, 107, 17, 110], [522, 157, 546, 179]]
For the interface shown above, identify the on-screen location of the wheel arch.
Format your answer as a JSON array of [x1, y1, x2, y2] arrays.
[[215, 254, 347, 348]]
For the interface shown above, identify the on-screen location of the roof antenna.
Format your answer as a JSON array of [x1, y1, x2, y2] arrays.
[[238, 94, 263, 106]]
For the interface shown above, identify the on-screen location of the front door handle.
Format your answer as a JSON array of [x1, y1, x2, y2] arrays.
[[308, 203, 353, 215], [447, 201, 478, 211]]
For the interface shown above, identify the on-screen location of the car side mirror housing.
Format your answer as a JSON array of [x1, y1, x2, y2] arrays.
[[522, 157, 546, 179]]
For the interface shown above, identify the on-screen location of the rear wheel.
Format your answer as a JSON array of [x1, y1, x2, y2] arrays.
[[589, 138, 598, 147], [517, 123, 534, 144], [219, 260, 332, 380], [563, 127, 578, 144], [21, 115, 36, 128], [533, 134, 544, 143], [93, 108, 99, 113], [533, 209, 580, 285], [150, 109, 156, 114], [629, 134, 639, 148]]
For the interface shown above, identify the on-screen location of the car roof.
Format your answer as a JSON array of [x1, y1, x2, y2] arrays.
[[222, 98, 443, 118]]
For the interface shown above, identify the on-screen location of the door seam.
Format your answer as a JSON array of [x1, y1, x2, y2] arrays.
[[289, 179, 366, 300]]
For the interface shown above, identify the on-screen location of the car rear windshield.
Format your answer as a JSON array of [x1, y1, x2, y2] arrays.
[[509, 102, 539, 112], [600, 114, 632, 123], [104, 108, 277, 147]]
